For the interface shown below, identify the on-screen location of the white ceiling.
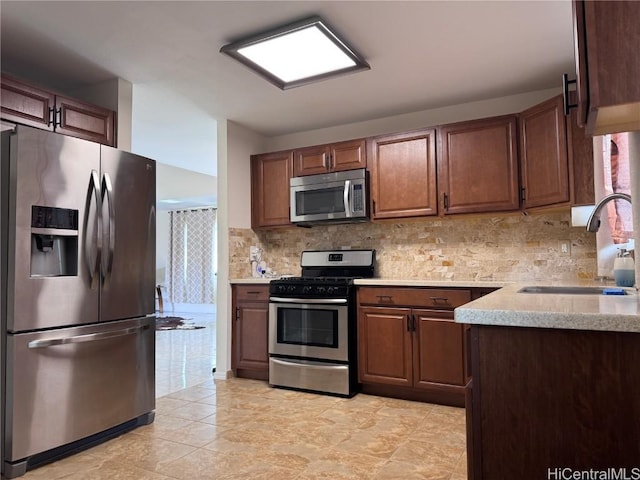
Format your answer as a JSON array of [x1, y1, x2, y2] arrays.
[[1, 1, 576, 177]]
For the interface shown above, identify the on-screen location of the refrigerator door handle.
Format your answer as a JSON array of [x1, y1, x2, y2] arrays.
[[101, 172, 115, 285], [85, 170, 102, 288], [27, 325, 149, 349]]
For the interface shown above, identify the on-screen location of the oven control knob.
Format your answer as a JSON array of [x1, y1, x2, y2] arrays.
[[303, 286, 313, 294], [287, 286, 297, 294], [278, 285, 286, 293], [316, 286, 326, 294], [326, 287, 335, 294]]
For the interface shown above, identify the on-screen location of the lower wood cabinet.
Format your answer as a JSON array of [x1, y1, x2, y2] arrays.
[[231, 284, 270, 380], [467, 325, 640, 479], [357, 287, 471, 406]]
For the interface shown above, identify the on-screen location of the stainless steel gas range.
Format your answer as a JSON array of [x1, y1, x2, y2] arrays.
[[268, 249, 375, 397]]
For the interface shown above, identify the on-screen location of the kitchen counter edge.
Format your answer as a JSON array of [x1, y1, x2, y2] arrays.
[[455, 283, 640, 333]]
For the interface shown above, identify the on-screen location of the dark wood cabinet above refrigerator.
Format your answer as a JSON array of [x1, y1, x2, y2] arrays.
[[0, 74, 116, 147]]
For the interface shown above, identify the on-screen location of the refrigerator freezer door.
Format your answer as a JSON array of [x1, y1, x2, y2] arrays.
[[7, 127, 101, 332], [3, 316, 155, 463], [99, 147, 156, 321]]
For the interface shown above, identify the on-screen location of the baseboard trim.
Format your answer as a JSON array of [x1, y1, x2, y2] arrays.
[[213, 369, 233, 380]]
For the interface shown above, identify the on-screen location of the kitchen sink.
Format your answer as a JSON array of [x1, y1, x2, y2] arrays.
[[517, 286, 631, 295]]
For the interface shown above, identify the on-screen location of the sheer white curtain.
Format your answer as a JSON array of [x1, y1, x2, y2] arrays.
[[167, 208, 217, 304]]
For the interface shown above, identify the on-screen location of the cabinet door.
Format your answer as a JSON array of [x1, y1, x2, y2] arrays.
[[566, 93, 595, 206], [55, 95, 116, 146], [369, 130, 437, 220], [0, 75, 55, 130], [358, 306, 413, 387], [413, 309, 465, 388], [520, 96, 570, 209], [234, 300, 269, 372], [251, 151, 293, 228], [293, 145, 330, 176], [330, 138, 366, 172], [438, 115, 519, 214], [575, 0, 640, 135]]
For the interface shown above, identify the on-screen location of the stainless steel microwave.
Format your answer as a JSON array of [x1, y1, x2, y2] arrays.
[[290, 169, 368, 225]]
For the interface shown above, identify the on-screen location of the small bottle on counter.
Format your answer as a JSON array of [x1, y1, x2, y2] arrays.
[[613, 248, 635, 287]]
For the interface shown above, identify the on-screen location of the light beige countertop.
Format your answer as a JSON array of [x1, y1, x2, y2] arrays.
[[455, 282, 640, 333], [229, 278, 273, 284], [231, 278, 508, 287], [353, 279, 507, 288]]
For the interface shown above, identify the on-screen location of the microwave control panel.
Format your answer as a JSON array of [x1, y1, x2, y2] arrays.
[[352, 184, 363, 212]]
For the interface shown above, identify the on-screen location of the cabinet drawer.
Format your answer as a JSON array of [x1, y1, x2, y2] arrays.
[[235, 285, 269, 302], [358, 287, 471, 309]]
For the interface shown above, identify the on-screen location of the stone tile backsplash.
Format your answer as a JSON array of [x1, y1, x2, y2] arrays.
[[229, 211, 596, 282]]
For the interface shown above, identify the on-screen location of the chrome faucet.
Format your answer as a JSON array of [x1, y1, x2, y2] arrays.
[[586, 193, 632, 232]]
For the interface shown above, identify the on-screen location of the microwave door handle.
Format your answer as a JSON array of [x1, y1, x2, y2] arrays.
[[344, 180, 352, 217]]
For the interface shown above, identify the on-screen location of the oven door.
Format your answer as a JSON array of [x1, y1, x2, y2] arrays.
[[268, 298, 349, 362]]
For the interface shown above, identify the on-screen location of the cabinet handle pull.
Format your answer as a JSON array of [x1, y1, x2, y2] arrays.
[[406, 315, 411, 332], [411, 314, 416, 332], [520, 187, 526, 203], [377, 295, 393, 302], [443, 193, 449, 211], [235, 307, 240, 321], [48, 107, 55, 127], [430, 296, 450, 306], [562, 73, 578, 116], [247, 291, 261, 295], [372, 199, 376, 214], [54, 108, 62, 127]]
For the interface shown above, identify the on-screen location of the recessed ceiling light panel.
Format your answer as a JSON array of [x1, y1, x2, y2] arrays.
[[220, 16, 370, 89]]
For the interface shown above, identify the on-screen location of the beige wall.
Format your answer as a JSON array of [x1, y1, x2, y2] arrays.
[[216, 120, 266, 379], [70, 78, 133, 150], [264, 87, 560, 152], [156, 163, 217, 201]]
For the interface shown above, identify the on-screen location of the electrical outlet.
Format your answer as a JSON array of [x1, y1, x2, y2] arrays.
[[559, 241, 571, 256], [249, 246, 260, 262]]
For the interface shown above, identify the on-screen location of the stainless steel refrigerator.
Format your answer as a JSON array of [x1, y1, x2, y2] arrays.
[[0, 125, 156, 478]]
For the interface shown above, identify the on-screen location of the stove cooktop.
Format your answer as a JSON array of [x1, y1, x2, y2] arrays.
[[270, 249, 375, 298]]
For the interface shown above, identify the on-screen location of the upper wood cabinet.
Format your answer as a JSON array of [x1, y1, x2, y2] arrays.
[[566, 93, 595, 206], [438, 115, 520, 215], [572, 0, 640, 135], [1, 74, 116, 146], [519, 96, 570, 209], [251, 150, 293, 229], [368, 129, 438, 220], [293, 138, 366, 176]]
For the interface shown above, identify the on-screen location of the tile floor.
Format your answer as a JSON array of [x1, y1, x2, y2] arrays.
[[18, 311, 468, 480], [155, 311, 217, 398]]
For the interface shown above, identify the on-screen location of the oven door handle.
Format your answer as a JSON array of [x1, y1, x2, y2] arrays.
[[270, 358, 348, 370], [269, 297, 348, 304]]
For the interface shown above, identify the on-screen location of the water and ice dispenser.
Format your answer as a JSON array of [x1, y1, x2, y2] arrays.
[[30, 205, 78, 277]]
